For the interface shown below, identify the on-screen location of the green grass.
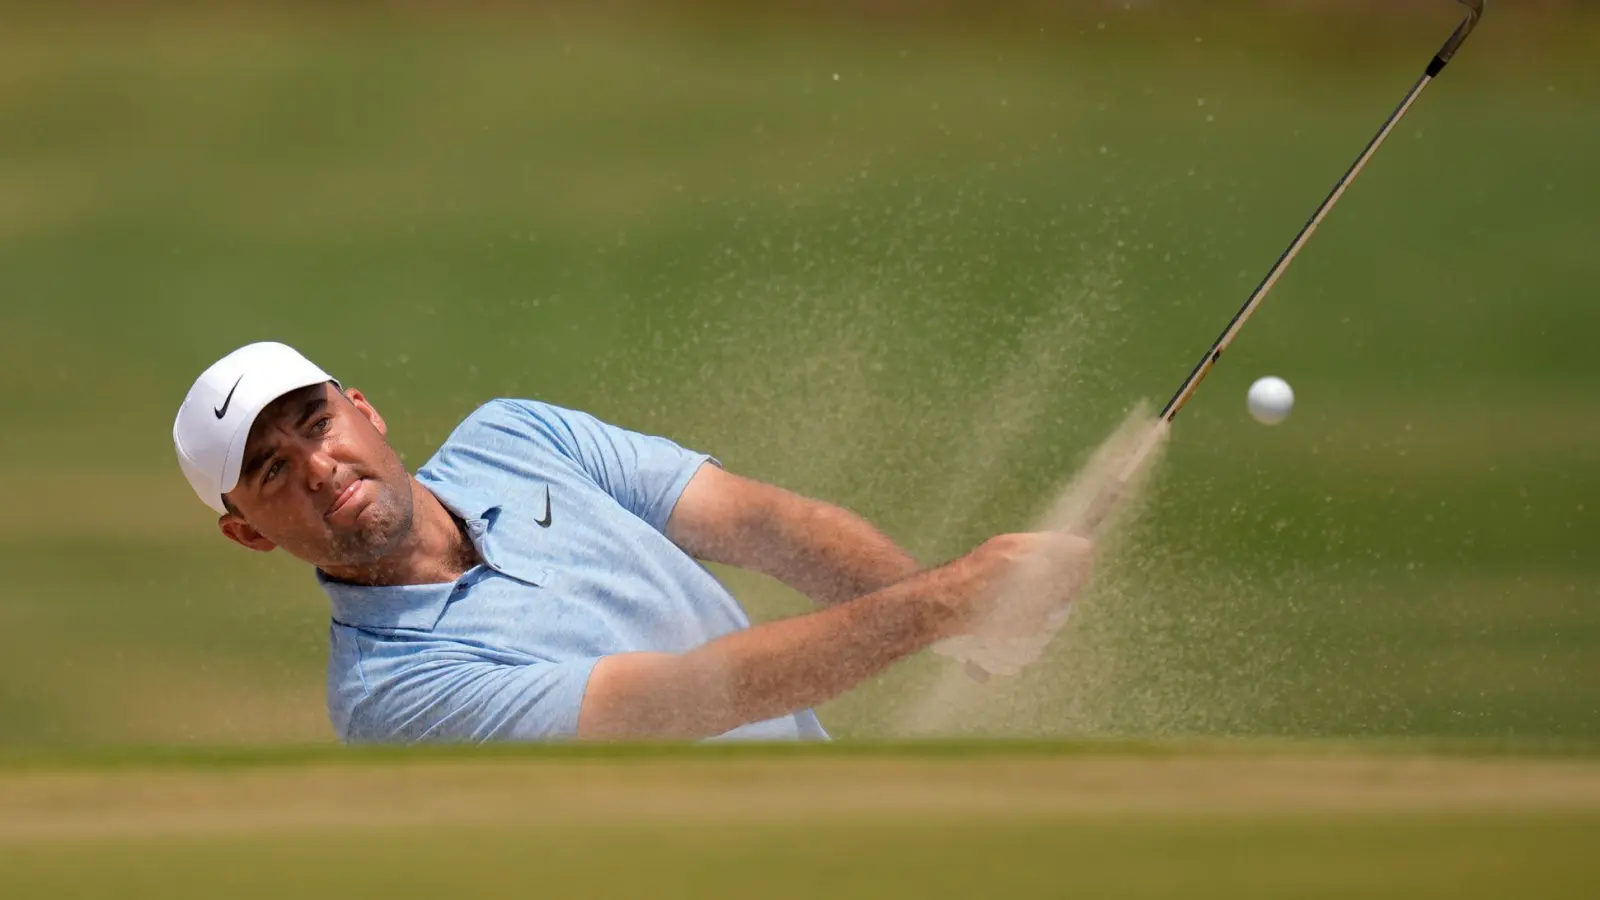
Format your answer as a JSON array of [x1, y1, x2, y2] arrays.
[[1, 5, 1597, 747], [4, 735, 1600, 776], [6, 815, 1597, 900], [2, 745, 1598, 899]]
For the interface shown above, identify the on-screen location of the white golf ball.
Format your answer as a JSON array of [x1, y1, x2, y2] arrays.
[[1247, 376, 1295, 425]]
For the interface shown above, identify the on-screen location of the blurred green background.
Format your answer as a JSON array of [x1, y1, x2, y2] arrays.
[[1, 0, 1596, 749]]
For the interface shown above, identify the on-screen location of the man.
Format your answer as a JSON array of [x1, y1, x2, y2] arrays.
[[173, 341, 1092, 743]]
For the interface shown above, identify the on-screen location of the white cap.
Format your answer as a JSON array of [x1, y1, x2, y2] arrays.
[[173, 342, 338, 514]]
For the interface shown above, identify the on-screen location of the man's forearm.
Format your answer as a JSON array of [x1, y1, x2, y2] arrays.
[[578, 558, 972, 740], [746, 496, 920, 606], [689, 561, 959, 731], [666, 467, 921, 607]]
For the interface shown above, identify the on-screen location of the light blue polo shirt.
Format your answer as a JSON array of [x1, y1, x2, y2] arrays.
[[319, 398, 830, 744]]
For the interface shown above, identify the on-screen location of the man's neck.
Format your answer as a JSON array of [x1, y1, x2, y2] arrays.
[[319, 479, 481, 587]]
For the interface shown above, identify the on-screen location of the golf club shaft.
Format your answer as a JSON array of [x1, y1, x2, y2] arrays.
[[960, 1, 1484, 684], [1158, 0, 1485, 426], [1097, 0, 1486, 526]]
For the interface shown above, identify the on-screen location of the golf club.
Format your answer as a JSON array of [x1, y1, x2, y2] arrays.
[[961, 0, 1486, 683]]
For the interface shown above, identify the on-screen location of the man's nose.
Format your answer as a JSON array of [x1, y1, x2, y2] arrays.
[[304, 446, 337, 493]]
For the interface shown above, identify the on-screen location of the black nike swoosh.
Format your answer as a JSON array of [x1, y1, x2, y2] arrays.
[[213, 375, 244, 419], [533, 486, 552, 528]]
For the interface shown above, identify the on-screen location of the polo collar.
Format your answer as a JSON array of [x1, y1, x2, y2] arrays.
[[320, 571, 456, 632], [318, 478, 505, 632], [423, 476, 502, 538]]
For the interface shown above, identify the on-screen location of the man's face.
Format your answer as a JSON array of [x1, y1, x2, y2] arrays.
[[219, 383, 414, 571]]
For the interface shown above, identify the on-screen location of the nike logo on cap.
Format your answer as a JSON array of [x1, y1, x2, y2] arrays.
[[214, 375, 243, 419]]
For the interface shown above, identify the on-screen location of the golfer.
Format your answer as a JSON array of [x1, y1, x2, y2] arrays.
[[173, 342, 1091, 743]]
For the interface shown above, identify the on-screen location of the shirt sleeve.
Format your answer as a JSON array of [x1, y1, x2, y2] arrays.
[[343, 655, 602, 744], [502, 399, 716, 534]]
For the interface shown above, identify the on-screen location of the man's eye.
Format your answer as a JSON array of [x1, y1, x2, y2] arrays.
[[263, 460, 285, 484], [312, 416, 332, 435]]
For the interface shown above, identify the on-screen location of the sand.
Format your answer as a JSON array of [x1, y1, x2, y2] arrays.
[[900, 405, 1170, 735]]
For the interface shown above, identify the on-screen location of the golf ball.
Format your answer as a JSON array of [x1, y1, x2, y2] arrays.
[[1247, 376, 1295, 425]]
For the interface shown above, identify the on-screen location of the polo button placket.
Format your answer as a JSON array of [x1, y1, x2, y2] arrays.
[[465, 517, 500, 573]]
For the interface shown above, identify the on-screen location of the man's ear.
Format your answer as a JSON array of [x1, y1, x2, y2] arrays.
[[342, 387, 387, 438], [220, 513, 277, 553]]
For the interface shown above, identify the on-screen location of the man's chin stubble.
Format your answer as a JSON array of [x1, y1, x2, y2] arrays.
[[340, 503, 413, 566]]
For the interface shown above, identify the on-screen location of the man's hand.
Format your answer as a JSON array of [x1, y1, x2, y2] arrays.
[[951, 531, 1096, 636], [932, 531, 1095, 678], [574, 529, 1094, 740], [666, 464, 920, 606]]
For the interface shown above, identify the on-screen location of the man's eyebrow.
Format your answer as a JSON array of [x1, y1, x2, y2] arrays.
[[295, 397, 327, 429], [240, 395, 327, 483]]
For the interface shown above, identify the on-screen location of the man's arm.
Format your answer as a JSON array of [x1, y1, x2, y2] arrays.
[[505, 400, 915, 603], [667, 464, 920, 606], [576, 533, 1059, 740]]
